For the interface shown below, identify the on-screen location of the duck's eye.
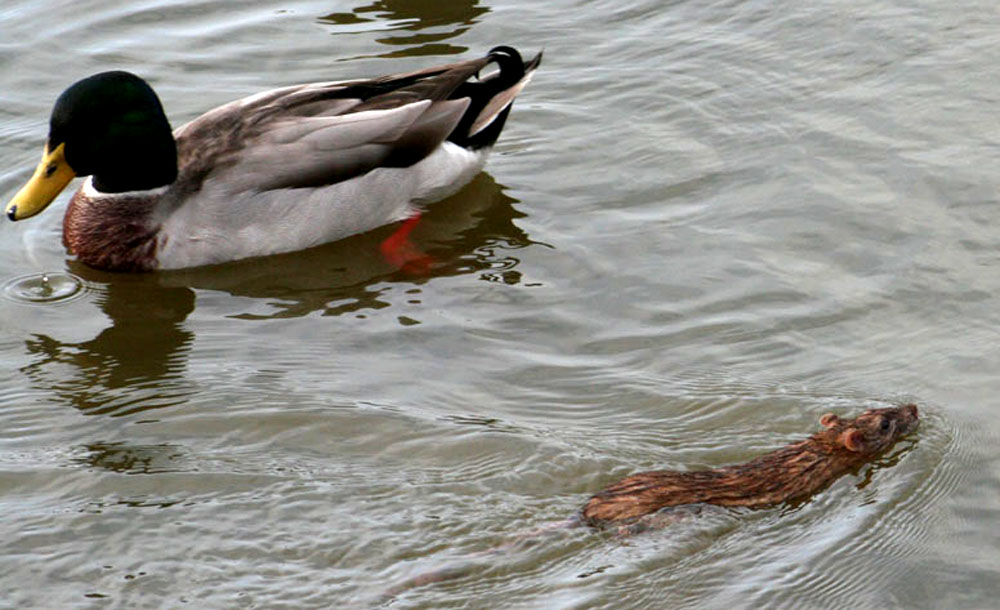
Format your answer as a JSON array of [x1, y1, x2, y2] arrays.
[[880, 417, 891, 433]]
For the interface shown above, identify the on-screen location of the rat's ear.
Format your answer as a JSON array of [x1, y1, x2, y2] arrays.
[[840, 428, 866, 452], [819, 413, 840, 428]]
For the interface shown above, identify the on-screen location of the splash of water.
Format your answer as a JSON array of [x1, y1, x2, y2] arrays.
[[2, 272, 84, 304]]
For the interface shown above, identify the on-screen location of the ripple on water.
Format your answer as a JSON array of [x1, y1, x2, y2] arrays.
[[563, 405, 959, 610], [2, 272, 87, 305]]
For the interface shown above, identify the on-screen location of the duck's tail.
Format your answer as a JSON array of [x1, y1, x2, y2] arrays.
[[448, 46, 543, 150]]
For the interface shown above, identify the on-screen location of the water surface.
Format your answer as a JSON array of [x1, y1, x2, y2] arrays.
[[1, 0, 998, 608]]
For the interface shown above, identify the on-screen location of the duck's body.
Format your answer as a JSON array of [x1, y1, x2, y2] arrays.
[[7, 47, 541, 271]]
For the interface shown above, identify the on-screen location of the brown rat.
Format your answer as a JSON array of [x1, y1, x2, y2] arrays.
[[582, 403, 919, 525], [384, 404, 919, 599]]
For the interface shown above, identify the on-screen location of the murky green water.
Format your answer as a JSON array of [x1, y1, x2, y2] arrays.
[[1, 1, 998, 608]]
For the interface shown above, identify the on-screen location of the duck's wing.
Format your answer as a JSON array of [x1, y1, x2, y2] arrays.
[[172, 47, 541, 195]]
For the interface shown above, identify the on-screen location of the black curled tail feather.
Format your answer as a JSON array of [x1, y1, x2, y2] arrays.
[[447, 46, 541, 150], [487, 46, 544, 75], [487, 46, 526, 84], [488, 45, 524, 62]]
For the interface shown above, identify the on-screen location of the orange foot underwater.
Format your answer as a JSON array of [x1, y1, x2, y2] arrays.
[[379, 215, 436, 275]]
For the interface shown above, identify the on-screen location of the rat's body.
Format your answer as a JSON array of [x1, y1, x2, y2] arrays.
[[582, 404, 919, 524], [385, 404, 919, 598]]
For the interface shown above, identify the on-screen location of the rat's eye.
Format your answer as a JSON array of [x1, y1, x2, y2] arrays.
[[880, 418, 891, 433]]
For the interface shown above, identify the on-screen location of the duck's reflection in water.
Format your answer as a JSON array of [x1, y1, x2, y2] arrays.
[[75, 441, 186, 475], [161, 173, 536, 318], [21, 277, 196, 418], [20, 174, 537, 418]]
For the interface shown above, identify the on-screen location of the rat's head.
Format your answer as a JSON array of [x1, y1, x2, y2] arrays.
[[818, 404, 919, 456]]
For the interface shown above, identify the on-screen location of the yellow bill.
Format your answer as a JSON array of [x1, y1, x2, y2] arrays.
[[5, 143, 76, 221]]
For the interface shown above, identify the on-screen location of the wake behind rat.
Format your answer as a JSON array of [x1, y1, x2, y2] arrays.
[[384, 403, 919, 599]]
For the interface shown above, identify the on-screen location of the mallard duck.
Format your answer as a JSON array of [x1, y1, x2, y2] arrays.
[[4, 46, 541, 271]]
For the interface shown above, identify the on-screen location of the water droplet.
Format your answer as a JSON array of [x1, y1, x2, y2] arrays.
[[2, 272, 86, 304]]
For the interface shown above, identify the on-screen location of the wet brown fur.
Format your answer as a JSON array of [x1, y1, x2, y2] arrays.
[[581, 404, 919, 524], [384, 405, 919, 598]]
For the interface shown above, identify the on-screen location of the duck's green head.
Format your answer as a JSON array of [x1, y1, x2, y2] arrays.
[[6, 71, 177, 221]]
